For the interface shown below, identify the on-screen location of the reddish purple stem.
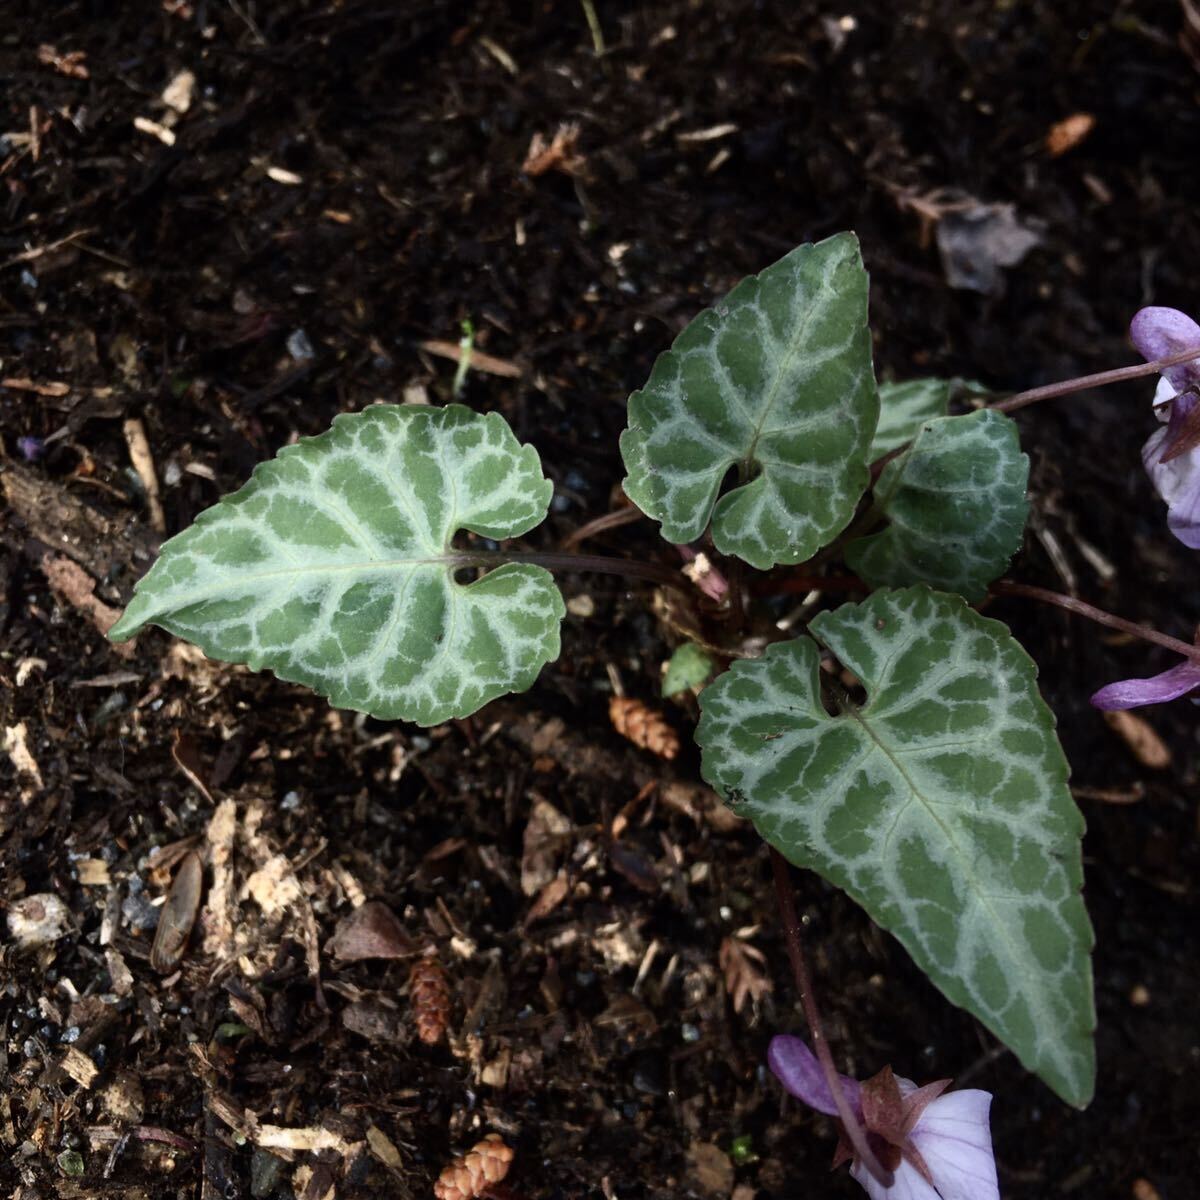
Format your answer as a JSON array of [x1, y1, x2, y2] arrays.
[[770, 848, 894, 1189]]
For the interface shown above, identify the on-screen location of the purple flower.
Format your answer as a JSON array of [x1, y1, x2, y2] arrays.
[[1090, 655, 1200, 711], [1130, 307, 1200, 549], [768, 1035, 998, 1200]]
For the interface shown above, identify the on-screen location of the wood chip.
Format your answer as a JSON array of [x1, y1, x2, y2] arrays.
[[242, 854, 303, 916], [132, 115, 177, 145], [60, 1047, 100, 1089], [161, 69, 195, 113], [122, 417, 165, 532], [419, 339, 522, 378], [3, 722, 44, 790], [256, 1125, 353, 1154], [1102, 710, 1171, 770], [1, 376, 71, 395], [676, 122, 738, 143], [203, 798, 237, 955], [1045, 112, 1095, 158], [75, 859, 111, 886], [366, 1125, 403, 1169], [525, 871, 569, 924]]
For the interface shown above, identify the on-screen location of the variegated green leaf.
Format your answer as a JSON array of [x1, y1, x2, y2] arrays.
[[108, 404, 565, 725], [697, 587, 1095, 1106], [620, 233, 879, 569], [871, 378, 953, 458], [847, 409, 1028, 602]]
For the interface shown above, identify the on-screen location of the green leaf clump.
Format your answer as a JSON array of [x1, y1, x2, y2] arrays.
[[662, 642, 716, 697], [696, 586, 1095, 1107], [847, 409, 1029, 602], [620, 232, 880, 570], [109, 404, 565, 725]]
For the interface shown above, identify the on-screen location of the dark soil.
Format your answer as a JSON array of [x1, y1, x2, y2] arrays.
[[2, 2, 1198, 1198]]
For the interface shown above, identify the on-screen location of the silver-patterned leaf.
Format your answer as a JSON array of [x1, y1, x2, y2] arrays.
[[620, 233, 879, 569], [696, 587, 1095, 1106], [109, 405, 565, 725], [871, 378, 953, 458], [847, 409, 1029, 602]]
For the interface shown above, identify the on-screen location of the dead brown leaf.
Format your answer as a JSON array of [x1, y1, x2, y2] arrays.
[[718, 933, 773, 1014], [326, 900, 418, 961], [522, 122, 586, 177]]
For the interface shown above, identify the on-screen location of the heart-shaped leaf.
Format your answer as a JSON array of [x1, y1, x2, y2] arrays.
[[620, 233, 879, 569], [847, 409, 1028, 602], [109, 404, 565, 725], [697, 587, 1095, 1107]]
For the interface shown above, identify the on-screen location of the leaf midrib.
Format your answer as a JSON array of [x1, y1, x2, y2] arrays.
[[742, 266, 837, 471], [133, 554, 463, 614], [827, 681, 1037, 1028]]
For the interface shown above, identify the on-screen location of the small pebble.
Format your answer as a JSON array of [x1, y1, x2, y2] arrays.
[[1129, 984, 1151, 1007], [287, 329, 315, 360]]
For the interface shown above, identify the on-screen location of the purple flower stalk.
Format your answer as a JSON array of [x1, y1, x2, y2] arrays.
[[1130, 306, 1200, 549], [769, 1035, 998, 1200]]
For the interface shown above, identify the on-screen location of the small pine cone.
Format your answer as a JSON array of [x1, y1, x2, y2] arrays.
[[433, 1133, 514, 1200], [608, 696, 679, 760], [409, 956, 450, 1045]]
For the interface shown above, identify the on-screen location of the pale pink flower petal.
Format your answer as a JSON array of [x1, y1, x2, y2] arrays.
[[1130, 306, 1200, 390], [907, 1089, 999, 1200], [1091, 658, 1200, 710], [850, 1159, 940, 1200], [767, 1034, 861, 1117]]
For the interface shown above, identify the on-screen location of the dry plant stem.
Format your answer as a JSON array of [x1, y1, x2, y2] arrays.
[[770, 847, 894, 1189], [993, 344, 1200, 414], [992, 580, 1200, 664], [454, 549, 688, 592]]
